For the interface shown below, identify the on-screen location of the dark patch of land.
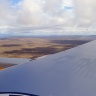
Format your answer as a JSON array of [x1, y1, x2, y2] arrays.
[[1, 44, 21, 47], [0, 63, 16, 70], [51, 40, 90, 45]]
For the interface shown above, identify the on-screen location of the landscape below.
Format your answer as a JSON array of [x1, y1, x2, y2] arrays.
[[0, 35, 95, 70]]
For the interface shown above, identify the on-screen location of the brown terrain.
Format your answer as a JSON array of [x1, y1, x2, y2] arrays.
[[0, 36, 93, 69], [0, 63, 16, 70]]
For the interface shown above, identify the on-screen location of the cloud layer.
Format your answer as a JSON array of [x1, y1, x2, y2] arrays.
[[74, 0, 96, 27], [0, 0, 96, 35]]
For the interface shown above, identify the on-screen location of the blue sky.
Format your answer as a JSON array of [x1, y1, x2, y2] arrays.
[[10, 0, 20, 4], [64, 6, 73, 11]]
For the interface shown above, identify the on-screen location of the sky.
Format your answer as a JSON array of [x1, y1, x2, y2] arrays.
[[0, 0, 96, 36], [10, 0, 20, 4]]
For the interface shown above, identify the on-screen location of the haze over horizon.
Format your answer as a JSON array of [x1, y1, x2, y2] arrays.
[[0, 0, 96, 36]]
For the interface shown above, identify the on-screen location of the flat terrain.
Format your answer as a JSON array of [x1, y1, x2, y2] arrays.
[[0, 36, 92, 59], [0, 36, 93, 69]]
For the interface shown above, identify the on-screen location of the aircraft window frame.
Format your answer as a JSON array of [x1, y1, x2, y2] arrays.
[[0, 92, 38, 96]]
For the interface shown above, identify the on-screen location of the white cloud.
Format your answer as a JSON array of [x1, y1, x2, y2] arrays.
[[73, 0, 96, 27], [16, 0, 43, 26], [0, 0, 13, 26], [0, 0, 96, 35], [0, 0, 73, 27]]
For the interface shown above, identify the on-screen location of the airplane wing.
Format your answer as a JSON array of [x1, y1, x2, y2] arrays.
[[0, 58, 31, 69], [0, 58, 31, 65], [0, 40, 96, 96]]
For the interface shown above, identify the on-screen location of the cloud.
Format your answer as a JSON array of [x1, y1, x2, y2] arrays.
[[0, 0, 96, 35], [0, 0, 13, 26], [0, 0, 73, 27], [16, 0, 71, 26], [73, 0, 96, 27], [16, 0, 43, 26]]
